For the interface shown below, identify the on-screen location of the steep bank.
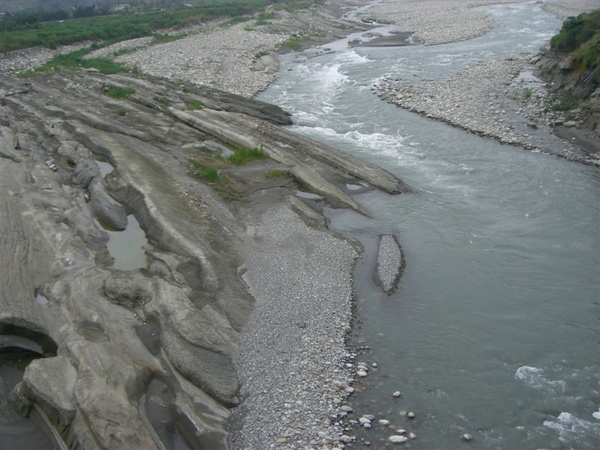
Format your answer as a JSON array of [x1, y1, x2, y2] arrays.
[[0, 69, 407, 449]]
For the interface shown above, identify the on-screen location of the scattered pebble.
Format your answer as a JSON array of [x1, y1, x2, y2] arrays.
[[407, 411, 416, 419], [388, 435, 409, 444], [378, 419, 390, 426], [462, 433, 473, 441]]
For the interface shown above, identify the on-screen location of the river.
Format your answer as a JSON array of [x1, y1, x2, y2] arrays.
[[258, 2, 600, 449]]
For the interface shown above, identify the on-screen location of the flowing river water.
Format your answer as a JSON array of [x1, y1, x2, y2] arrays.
[[259, 3, 599, 449]]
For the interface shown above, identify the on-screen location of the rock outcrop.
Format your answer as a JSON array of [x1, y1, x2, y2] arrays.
[[0, 70, 406, 449]]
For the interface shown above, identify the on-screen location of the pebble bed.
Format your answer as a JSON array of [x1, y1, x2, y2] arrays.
[[366, 0, 530, 45], [373, 56, 573, 150], [115, 23, 287, 97], [232, 206, 359, 450]]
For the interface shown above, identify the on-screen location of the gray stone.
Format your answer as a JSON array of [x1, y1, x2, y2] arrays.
[[72, 159, 100, 188], [89, 177, 128, 231]]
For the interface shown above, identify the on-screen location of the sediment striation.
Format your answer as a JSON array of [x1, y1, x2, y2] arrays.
[[0, 68, 406, 449]]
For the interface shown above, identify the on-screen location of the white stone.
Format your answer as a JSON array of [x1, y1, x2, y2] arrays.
[[388, 435, 409, 444], [356, 370, 368, 377], [378, 419, 390, 426], [392, 391, 401, 398]]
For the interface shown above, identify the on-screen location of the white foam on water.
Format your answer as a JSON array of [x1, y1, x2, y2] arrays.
[[593, 409, 600, 420], [543, 412, 600, 444], [311, 63, 349, 92], [335, 50, 372, 65], [515, 366, 567, 396]]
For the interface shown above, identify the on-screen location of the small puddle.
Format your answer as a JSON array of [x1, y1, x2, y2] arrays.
[[104, 215, 148, 270]]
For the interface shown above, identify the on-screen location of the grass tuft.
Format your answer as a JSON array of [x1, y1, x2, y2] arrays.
[[229, 147, 268, 165], [185, 99, 204, 110], [106, 86, 135, 99]]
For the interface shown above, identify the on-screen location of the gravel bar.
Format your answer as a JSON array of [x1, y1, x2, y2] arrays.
[[232, 206, 359, 450], [376, 235, 405, 295]]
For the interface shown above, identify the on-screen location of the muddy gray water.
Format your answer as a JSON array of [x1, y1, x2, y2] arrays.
[[259, 3, 599, 449]]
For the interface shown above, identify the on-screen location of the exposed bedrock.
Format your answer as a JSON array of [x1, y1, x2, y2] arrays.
[[0, 71, 407, 448]]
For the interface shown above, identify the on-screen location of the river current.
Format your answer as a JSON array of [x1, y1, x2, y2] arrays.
[[259, 3, 599, 449]]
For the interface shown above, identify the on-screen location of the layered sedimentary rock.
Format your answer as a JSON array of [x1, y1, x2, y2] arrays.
[[0, 71, 406, 448]]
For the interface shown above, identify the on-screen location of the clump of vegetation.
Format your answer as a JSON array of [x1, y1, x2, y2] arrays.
[[185, 99, 204, 110], [229, 147, 268, 165], [153, 96, 170, 107], [277, 30, 326, 51], [265, 169, 290, 179], [255, 11, 276, 26], [0, 0, 277, 53], [254, 49, 270, 59], [551, 9, 600, 82], [219, 16, 252, 28], [116, 107, 128, 116], [106, 86, 135, 99], [21, 47, 132, 76], [151, 33, 186, 45], [551, 93, 578, 111], [524, 88, 532, 99], [190, 159, 219, 183]]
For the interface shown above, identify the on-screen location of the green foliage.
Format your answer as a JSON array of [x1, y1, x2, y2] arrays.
[[0, 0, 277, 53], [153, 96, 171, 107], [106, 86, 135, 99], [151, 33, 186, 44], [185, 99, 204, 110], [265, 169, 290, 179], [255, 11, 276, 26], [24, 48, 131, 75], [551, 93, 578, 111], [117, 107, 128, 116], [219, 16, 252, 28], [550, 9, 600, 77], [229, 147, 268, 165], [524, 88, 532, 99], [277, 30, 326, 51], [254, 49, 269, 59], [190, 159, 219, 182]]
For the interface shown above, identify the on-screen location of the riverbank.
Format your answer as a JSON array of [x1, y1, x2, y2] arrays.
[[362, 0, 599, 166]]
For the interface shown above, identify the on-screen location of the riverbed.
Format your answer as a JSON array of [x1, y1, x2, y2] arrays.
[[259, 2, 600, 449]]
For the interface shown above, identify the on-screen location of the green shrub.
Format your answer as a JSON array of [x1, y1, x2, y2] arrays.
[[106, 86, 135, 99], [185, 99, 204, 110], [117, 107, 128, 116], [153, 96, 170, 107], [551, 10, 600, 71], [229, 147, 268, 165], [551, 94, 578, 111], [190, 159, 219, 182]]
